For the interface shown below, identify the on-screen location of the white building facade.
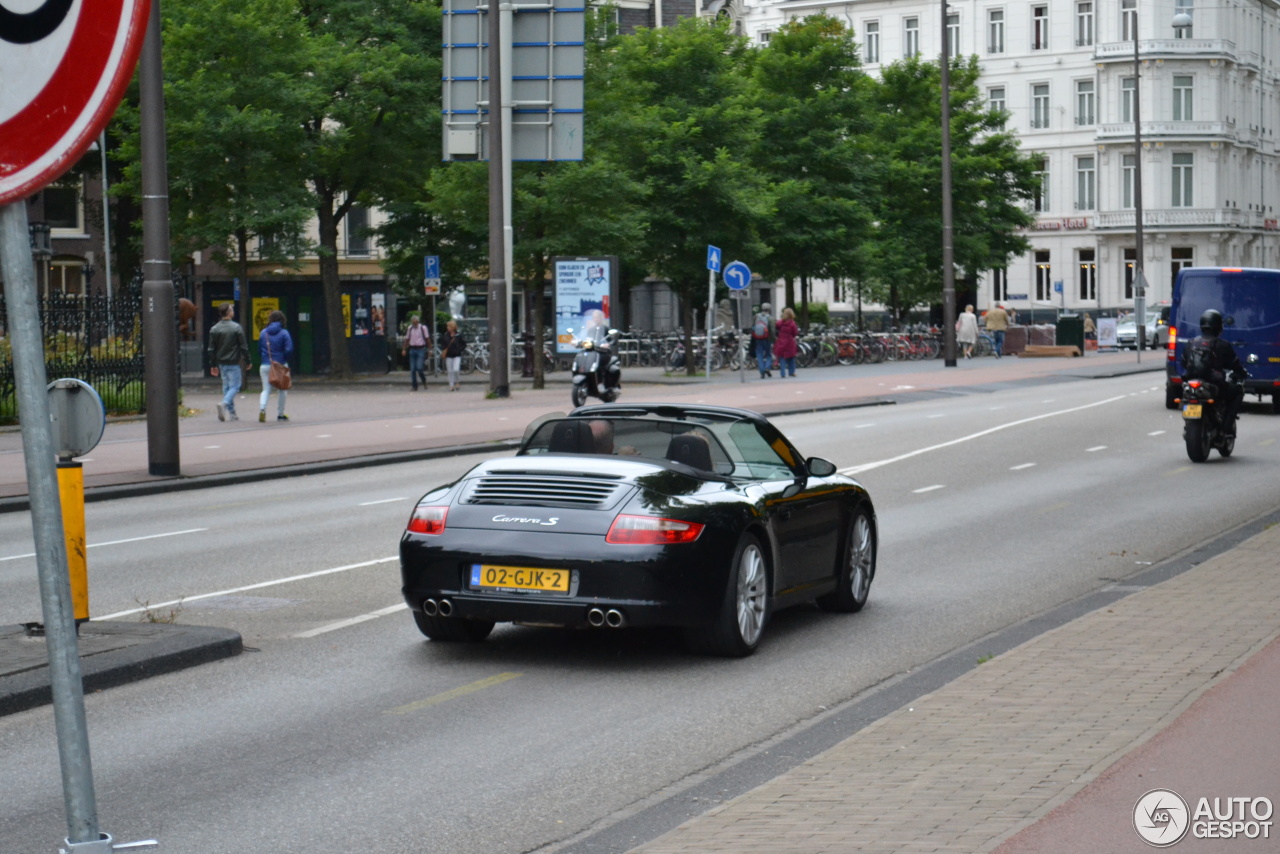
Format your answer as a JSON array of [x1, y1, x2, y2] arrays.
[[734, 0, 1280, 316]]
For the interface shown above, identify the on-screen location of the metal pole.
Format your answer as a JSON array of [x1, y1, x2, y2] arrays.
[[140, 0, 180, 475], [706, 271, 714, 378], [737, 297, 745, 383], [940, 0, 957, 367], [0, 203, 102, 847], [1133, 6, 1146, 363], [486, 0, 510, 398], [98, 132, 113, 311], [431, 294, 439, 375]]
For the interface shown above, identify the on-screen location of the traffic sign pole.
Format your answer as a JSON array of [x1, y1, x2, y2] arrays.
[[706, 270, 715, 379]]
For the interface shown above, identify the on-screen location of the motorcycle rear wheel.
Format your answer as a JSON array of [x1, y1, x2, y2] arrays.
[[1185, 420, 1211, 463], [1219, 433, 1235, 458]]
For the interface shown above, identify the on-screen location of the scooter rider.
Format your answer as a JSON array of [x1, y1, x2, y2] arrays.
[[1187, 309, 1247, 436]]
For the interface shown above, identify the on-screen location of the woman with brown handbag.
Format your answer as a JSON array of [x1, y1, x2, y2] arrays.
[[258, 310, 294, 421]]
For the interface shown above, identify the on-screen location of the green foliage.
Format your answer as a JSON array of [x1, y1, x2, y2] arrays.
[[805, 302, 830, 327]]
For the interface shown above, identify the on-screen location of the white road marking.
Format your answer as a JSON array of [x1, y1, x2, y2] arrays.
[[204, 445, 221, 449], [93, 556, 398, 620], [1086, 445, 1108, 452], [414, 425, 426, 429], [0, 528, 209, 563], [1010, 463, 1036, 471], [989, 406, 1006, 411], [1148, 430, 1167, 436], [913, 485, 945, 494], [358, 497, 408, 506], [294, 603, 407, 638], [926, 414, 946, 419], [317, 434, 332, 438], [839, 396, 1127, 476], [855, 424, 875, 429]]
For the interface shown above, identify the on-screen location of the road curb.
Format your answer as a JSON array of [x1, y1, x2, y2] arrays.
[[0, 622, 243, 718]]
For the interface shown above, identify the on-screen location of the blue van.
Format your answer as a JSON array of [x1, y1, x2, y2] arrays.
[[1166, 267, 1280, 413]]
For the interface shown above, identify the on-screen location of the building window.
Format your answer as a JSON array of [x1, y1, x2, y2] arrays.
[[1173, 75, 1193, 121], [1034, 157, 1050, 212], [46, 262, 87, 298], [1122, 154, 1136, 209], [1121, 0, 1137, 42], [757, 30, 772, 45], [1032, 84, 1051, 129], [904, 17, 919, 58], [988, 86, 1007, 129], [947, 13, 960, 59], [1076, 80, 1095, 126], [1076, 156, 1096, 211], [1032, 5, 1048, 50], [44, 177, 84, 234], [992, 267, 1009, 301], [1035, 251, 1052, 301], [1124, 247, 1137, 299], [1174, 0, 1193, 38], [863, 21, 879, 63], [1171, 246, 1194, 289], [1121, 77, 1135, 123], [1076, 2, 1094, 46], [346, 205, 371, 256], [1078, 249, 1097, 300], [1172, 153, 1194, 207], [988, 9, 1004, 54]]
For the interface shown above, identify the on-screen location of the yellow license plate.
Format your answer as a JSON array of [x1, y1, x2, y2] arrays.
[[1182, 404, 1203, 419], [470, 564, 570, 592]]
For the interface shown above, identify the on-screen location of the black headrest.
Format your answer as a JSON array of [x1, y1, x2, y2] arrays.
[[665, 434, 713, 472], [547, 421, 595, 454]]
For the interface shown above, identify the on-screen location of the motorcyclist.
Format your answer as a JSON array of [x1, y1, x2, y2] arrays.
[[1186, 309, 1246, 436]]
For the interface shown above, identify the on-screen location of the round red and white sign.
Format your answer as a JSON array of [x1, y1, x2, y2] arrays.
[[0, 0, 150, 204]]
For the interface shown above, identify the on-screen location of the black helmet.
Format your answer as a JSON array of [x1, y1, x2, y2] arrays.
[[1199, 309, 1224, 337]]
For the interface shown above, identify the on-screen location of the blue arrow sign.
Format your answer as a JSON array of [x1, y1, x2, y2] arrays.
[[424, 255, 441, 280], [706, 245, 721, 273], [724, 260, 751, 291]]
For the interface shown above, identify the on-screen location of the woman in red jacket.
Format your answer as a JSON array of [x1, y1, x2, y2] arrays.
[[774, 307, 799, 377]]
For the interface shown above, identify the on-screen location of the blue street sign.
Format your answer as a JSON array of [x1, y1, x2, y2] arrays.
[[706, 245, 721, 273], [233, 277, 240, 300], [424, 255, 441, 280], [1053, 279, 1064, 294], [724, 260, 751, 291]]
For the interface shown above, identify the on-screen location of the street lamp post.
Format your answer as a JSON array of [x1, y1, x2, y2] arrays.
[[940, 0, 957, 367], [1132, 4, 1147, 360]]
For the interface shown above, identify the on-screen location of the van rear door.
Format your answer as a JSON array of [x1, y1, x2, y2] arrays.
[[1172, 268, 1280, 401]]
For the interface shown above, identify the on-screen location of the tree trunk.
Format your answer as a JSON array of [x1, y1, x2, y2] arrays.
[[532, 254, 547, 390], [784, 275, 795, 313], [682, 294, 696, 376], [236, 229, 252, 387], [800, 271, 809, 327], [316, 192, 352, 377]]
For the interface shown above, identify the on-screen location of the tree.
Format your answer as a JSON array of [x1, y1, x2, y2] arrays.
[[863, 56, 1039, 321], [590, 17, 772, 373], [750, 16, 874, 326]]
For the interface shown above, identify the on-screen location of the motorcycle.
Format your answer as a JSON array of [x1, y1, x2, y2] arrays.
[[571, 329, 622, 408], [1179, 370, 1241, 462]]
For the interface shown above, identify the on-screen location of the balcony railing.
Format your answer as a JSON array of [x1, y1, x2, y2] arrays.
[[1094, 209, 1251, 229], [1096, 120, 1234, 141], [1094, 38, 1236, 61]]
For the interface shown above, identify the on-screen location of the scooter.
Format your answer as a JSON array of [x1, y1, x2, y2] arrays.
[[1178, 370, 1241, 462], [571, 329, 621, 408]]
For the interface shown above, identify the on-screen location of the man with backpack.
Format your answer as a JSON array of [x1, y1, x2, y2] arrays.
[[1183, 309, 1247, 436], [752, 303, 774, 378]]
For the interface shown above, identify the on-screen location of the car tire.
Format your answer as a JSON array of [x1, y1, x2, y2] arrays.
[[1166, 383, 1180, 410], [684, 533, 768, 657], [816, 506, 875, 613], [1272, 394, 1280, 415], [412, 611, 495, 642]]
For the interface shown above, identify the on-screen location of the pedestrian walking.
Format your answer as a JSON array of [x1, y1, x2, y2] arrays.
[[956, 304, 979, 359], [442, 319, 466, 391], [752, 303, 774, 378], [1083, 312, 1096, 340], [985, 303, 1010, 358], [258, 310, 293, 422], [207, 301, 250, 422], [403, 314, 430, 391], [774, 307, 799, 377]]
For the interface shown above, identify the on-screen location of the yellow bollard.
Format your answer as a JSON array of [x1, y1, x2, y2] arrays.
[[56, 461, 88, 624]]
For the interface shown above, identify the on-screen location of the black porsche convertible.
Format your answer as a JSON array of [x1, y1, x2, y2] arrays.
[[399, 403, 877, 656]]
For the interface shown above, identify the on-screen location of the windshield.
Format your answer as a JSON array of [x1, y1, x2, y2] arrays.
[[519, 416, 801, 480]]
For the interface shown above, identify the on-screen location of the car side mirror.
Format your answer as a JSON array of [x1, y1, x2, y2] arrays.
[[806, 457, 837, 477]]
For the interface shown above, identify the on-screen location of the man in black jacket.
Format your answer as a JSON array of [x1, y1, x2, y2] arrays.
[[1185, 309, 1247, 436], [207, 302, 250, 421]]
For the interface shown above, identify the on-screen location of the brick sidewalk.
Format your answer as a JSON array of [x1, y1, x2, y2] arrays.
[[628, 521, 1280, 853]]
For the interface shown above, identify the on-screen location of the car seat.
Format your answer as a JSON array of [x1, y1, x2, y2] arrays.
[[665, 433, 713, 472]]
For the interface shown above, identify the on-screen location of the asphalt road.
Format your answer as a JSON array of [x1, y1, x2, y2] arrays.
[[2, 371, 1278, 853]]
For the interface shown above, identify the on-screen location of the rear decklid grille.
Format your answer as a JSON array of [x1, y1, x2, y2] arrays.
[[464, 473, 627, 509]]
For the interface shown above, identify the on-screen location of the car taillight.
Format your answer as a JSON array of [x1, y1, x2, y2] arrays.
[[606, 514, 704, 545], [407, 505, 448, 535]]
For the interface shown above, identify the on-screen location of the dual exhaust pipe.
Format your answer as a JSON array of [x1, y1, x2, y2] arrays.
[[422, 598, 452, 617], [586, 607, 626, 628]]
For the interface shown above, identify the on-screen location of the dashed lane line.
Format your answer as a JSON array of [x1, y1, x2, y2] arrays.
[[358, 497, 408, 506], [0, 528, 209, 563], [1010, 463, 1036, 471], [912, 485, 945, 494], [294, 603, 407, 638]]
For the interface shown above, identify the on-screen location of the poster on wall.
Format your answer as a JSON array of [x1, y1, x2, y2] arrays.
[[352, 291, 371, 336], [553, 257, 617, 355], [342, 294, 352, 337], [252, 297, 279, 341], [371, 293, 386, 336]]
